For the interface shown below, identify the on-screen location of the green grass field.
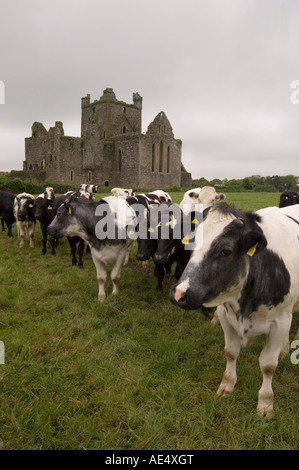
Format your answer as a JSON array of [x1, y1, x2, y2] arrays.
[[0, 193, 298, 450]]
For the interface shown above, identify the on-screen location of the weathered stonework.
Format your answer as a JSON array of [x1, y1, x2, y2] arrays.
[[24, 88, 192, 187]]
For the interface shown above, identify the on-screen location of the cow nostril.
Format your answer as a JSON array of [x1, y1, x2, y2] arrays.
[[170, 285, 187, 304], [136, 253, 146, 261]]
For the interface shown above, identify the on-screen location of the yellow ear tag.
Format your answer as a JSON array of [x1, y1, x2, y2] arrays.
[[148, 227, 154, 233], [128, 229, 135, 236], [247, 242, 258, 257], [68, 208, 72, 215], [285, 196, 289, 199], [192, 218, 199, 225], [48, 205, 52, 210], [29, 204, 33, 208], [192, 196, 197, 200], [182, 235, 190, 245]]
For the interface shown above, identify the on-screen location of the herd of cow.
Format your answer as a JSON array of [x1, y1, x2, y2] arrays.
[[0, 184, 299, 417]]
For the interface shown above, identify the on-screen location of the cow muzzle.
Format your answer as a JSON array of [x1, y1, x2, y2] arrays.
[[153, 253, 170, 264], [169, 283, 201, 310], [136, 252, 149, 262]]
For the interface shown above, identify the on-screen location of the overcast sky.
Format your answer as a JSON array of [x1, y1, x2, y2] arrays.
[[0, 0, 299, 180]]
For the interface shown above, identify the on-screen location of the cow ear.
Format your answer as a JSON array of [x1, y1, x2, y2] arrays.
[[241, 230, 267, 257], [64, 199, 72, 215], [216, 193, 226, 201]]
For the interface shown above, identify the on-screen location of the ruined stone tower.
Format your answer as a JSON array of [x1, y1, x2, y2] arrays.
[[24, 88, 192, 187]]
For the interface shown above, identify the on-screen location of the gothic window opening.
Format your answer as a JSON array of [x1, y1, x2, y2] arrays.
[[123, 106, 126, 114], [167, 146, 171, 173], [159, 141, 163, 173], [70, 170, 74, 182], [123, 126, 126, 134], [88, 171, 92, 182], [151, 144, 155, 172]]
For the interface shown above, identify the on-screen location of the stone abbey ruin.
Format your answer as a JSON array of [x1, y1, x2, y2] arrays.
[[23, 88, 192, 188]]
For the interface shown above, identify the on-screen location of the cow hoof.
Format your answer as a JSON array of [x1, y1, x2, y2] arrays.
[[98, 294, 106, 302], [257, 404, 273, 418], [217, 380, 235, 396]]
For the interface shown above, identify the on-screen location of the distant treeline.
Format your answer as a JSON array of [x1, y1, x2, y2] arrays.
[[192, 174, 299, 193], [0, 172, 298, 195]]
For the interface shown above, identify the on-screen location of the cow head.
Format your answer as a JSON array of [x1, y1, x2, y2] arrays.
[[170, 203, 267, 310], [34, 197, 54, 220], [47, 197, 82, 239], [15, 193, 35, 221], [279, 190, 299, 208]]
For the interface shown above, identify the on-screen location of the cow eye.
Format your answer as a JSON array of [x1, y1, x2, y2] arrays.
[[219, 248, 232, 257]]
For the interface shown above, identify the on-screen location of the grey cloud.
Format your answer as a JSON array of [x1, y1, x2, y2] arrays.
[[0, 0, 298, 179]]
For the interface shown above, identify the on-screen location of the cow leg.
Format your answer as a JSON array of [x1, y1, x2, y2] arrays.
[[257, 314, 292, 417], [42, 234, 47, 254], [50, 237, 58, 255], [68, 237, 77, 266], [77, 239, 85, 269], [28, 222, 35, 248], [92, 254, 107, 301], [154, 263, 165, 290], [17, 222, 25, 248], [1, 219, 5, 232], [124, 244, 132, 266], [217, 305, 241, 396], [110, 249, 127, 295], [6, 222, 13, 237]]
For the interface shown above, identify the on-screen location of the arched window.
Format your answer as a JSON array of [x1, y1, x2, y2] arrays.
[[70, 170, 74, 182], [123, 126, 126, 134], [159, 141, 163, 173], [88, 171, 92, 182], [167, 146, 171, 173], [118, 150, 122, 172], [151, 144, 155, 172]]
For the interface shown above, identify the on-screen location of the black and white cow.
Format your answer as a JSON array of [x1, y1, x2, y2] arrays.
[[111, 188, 136, 198], [0, 189, 16, 237], [170, 202, 299, 416], [13, 192, 36, 247], [179, 186, 225, 214], [79, 184, 98, 197], [48, 196, 135, 301], [279, 190, 299, 208]]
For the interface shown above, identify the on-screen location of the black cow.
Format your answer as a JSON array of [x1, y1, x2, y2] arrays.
[[132, 205, 175, 290], [34, 194, 89, 268], [0, 190, 16, 237], [279, 190, 299, 208]]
